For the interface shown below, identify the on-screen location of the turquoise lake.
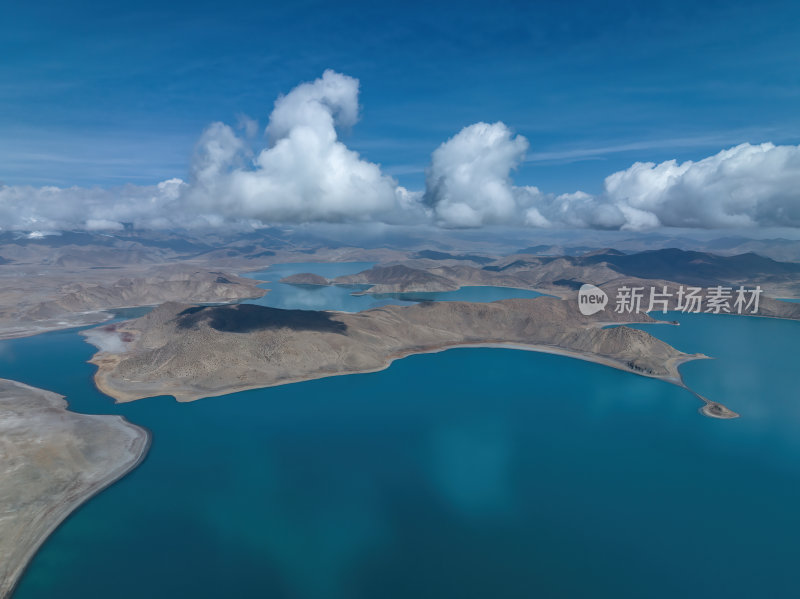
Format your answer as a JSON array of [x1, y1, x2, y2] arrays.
[[4, 263, 800, 598], [240, 261, 545, 311]]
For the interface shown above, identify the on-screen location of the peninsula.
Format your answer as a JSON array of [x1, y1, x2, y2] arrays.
[[0, 379, 149, 598], [86, 296, 713, 410]]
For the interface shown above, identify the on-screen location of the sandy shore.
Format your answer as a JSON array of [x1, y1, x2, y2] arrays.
[[0, 379, 150, 598]]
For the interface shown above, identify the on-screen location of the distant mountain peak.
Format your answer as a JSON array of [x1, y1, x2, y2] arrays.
[[581, 248, 625, 257]]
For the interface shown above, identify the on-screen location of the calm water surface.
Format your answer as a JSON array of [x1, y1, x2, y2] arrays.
[[4, 264, 800, 598], [241, 262, 544, 311]]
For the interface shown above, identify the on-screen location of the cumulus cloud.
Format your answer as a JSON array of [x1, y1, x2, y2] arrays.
[[0, 70, 423, 232], [422, 122, 630, 230], [423, 126, 800, 230], [603, 142, 800, 229], [186, 69, 420, 225], [0, 179, 189, 232], [518, 189, 627, 230], [1, 70, 799, 232], [236, 114, 259, 138], [424, 122, 528, 227]]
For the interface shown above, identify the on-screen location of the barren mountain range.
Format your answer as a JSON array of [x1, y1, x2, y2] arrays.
[[2, 229, 798, 340], [279, 248, 800, 301]]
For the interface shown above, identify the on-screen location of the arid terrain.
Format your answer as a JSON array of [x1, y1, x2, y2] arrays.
[[87, 296, 711, 405], [285, 247, 800, 300], [1, 230, 799, 341], [0, 379, 149, 598], [1, 230, 798, 596], [0, 264, 267, 340]]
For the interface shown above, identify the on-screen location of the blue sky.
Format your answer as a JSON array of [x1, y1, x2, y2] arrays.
[[2, 0, 799, 196]]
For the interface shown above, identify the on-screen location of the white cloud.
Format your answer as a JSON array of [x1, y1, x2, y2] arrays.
[[424, 122, 528, 227], [190, 122, 248, 189], [184, 70, 420, 225], [0, 181, 183, 232], [603, 142, 800, 229], [422, 122, 626, 230], [236, 114, 259, 138], [520, 190, 626, 230], [266, 70, 359, 140], [0, 71, 423, 232], [423, 125, 800, 230], [1, 71, 799, 233]]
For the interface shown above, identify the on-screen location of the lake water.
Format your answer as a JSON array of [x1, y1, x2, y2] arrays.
[[4, 264, 800, 598], [241, 262, 544, 311]]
